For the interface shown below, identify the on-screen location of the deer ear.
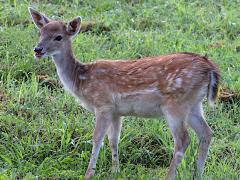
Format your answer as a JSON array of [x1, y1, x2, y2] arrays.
[[28, 7, 50, 29], [67, 17, 81, 37]]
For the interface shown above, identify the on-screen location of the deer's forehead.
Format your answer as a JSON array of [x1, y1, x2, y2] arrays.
[[41, 21, 67, 35]]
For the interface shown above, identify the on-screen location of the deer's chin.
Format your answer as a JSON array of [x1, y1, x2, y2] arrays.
[[34, 52, 47, 59]]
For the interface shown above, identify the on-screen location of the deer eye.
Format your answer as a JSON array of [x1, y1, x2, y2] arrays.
[[54, 35, 62, 41]]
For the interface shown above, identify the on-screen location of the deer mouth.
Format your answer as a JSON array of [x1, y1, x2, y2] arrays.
[[35, 52, 46, 58]]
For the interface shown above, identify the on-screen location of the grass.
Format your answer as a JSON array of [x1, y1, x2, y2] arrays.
[[0, 0, 240, 179]]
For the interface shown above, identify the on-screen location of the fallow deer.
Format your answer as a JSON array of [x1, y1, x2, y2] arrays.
[[29, 8, 220, 180]]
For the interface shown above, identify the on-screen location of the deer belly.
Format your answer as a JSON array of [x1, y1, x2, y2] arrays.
[[116, 92, 163, 117]]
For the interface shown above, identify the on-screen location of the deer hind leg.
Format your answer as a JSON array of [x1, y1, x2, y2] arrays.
[[164, 106, 191, 180], [188, 103, 212, 177], [107, 116, 122, 173], [84, 110, 113, 180]]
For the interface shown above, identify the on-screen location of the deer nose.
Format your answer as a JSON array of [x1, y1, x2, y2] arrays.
[[34, 47, 43, 53]]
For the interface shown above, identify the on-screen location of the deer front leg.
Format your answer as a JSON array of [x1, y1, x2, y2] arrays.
[[107, 116, 122, 173], [84, 110, 113, 180]]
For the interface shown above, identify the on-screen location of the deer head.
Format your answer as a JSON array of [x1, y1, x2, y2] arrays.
[[29, 7, 81, 59]]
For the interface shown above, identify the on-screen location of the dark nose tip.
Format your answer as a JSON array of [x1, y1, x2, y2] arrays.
[[34, 47, 43, 53]]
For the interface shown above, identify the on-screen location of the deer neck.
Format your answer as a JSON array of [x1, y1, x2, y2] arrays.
[[52, 46, 82, 92], [53, 47, 75, 67]]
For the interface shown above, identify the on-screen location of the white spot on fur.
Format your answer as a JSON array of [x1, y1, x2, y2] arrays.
[[79, 75, 87, 80], [166, 74, 171, 80], [175, 78, 182, 87], [96, 69, 106, 73], [182, 69, 188, 74], [187, 72, 192, 78], [168, 77, 174, 82]]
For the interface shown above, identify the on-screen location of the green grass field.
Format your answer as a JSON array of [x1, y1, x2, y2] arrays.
[[0, 0, 240, 179]]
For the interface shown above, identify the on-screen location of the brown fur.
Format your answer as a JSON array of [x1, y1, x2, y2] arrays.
[[74, 53, 219, 108]]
